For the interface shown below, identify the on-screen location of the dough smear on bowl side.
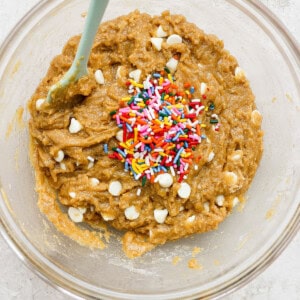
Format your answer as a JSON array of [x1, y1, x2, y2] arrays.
[[28, 11, 263, 258]]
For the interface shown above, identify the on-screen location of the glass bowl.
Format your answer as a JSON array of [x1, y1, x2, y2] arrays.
[[0, 0, 299, 299]]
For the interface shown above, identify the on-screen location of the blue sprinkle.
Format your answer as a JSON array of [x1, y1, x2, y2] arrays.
[[150, 86, 155, 93], [172, 132, 181, 142], [103, 144, 108, 154], [181, 113, 185, 118], [153, 73, 161, 78], [201, 134, 207, 139], [179, 128, 185, 135], [190, 86, 195, 94], [161, 166, 167, 172], [164, 107, 172, 115], [164, 101, 171, 106], [184, 141, 188, 148], [126, 123, 133, 132], [125, 161, 129, 170], [174, 147, 184, 164], [118, 124, 123, 128], [116, 148, 126, 157]]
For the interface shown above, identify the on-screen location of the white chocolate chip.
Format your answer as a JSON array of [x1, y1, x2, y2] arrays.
[[187, 215, 196, 223], [69, 192, 76, 199], [78, 207, 87, 214], [101, 213, 115, 221], [68, 207, 83, 223], [166, 57, 178, 73], [234, 66, 246, 81], [35, 98, 45, 110], [90, 177, 100, 186], [157, 173, 173, 188], [178, 182, 191, 199], [87, 161, 94, 169], [116, 66, 122, 79], [108, 180, 122, 196], [54, 150, 64, 162], [215, 195, 225, 206], [156, 25, 167, 38], [87, 156, 94, 162], [232, 197, 239, 207], [207, 151, 215, 162], [116, 130, 124, 142], [124, 205, 140, 220], [95, 69, 105, 84], [154, 209, 168, 224], [129, 69, 142, 83], [230, 150, 243, 161], [203, 202, 210, 212], [200, 82, 207, 95], [166, 34, 182, 45], [194, 165, 199, 171], [150, 37, 163, 51], [60, 162, 67, 170], [251, 110, 262, 126], [224, 171, 238, 185], [136, 188, 141, 196], [69, 118, 82, 134], [179, 206, 184, 212]]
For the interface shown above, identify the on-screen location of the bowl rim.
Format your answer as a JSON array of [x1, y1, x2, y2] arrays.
[[0, 0, 299, 299]]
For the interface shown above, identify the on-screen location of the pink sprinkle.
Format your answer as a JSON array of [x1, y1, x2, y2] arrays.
[[116, 115, 120, 125]]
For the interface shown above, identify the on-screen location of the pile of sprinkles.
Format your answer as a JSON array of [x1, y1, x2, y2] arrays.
[[108, 68, 220, 185]]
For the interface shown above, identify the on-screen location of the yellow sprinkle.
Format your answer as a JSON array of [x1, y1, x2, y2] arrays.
[[205, 106, 209, 111], [129, 112, 136, 117], [179, 119, 187, 122], [159, 77, 164, 86], [159, 152, 167, 157], [134, 128, 138, 142], [120, 142, 129, 149], [168, 74, 173, 83], [201, 124, 207, 128], [164, 95, 169, 99], [185, 90, 190, 95], [137, 103, 145, 107], [121, 97, 131, 101]]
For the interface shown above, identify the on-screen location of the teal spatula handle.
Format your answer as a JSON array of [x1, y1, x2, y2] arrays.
[[47, 0, 109, 102]]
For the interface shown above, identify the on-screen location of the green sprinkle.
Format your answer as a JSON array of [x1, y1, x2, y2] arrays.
[[192, 146, 196, 151], [210, 119, 219, 124], [112, 147, 117, 151], [164, 67, 171, 74], [109, 110, 117, 116], [142, 176, 147, 187]]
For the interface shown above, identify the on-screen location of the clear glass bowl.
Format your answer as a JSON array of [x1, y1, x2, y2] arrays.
[[0, 0, 299, 299]]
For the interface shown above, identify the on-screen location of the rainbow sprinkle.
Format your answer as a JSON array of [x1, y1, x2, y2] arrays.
[[109, 70, 218, 184]]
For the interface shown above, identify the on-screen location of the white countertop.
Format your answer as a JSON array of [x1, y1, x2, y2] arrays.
[[0, 1, 299, 299]]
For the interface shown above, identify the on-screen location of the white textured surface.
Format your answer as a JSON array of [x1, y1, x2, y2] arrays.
[[0, 1, 299, 299]]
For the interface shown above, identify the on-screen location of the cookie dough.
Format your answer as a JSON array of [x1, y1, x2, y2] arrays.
[[28, 11, 263, 258]]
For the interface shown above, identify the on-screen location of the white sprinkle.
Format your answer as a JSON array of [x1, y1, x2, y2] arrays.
[[154, 209, 168, 224], [136, 188, 141, 196], [192, 99, 201, 103], [69, 192, 76, 199], [156, 25, 168, 37], [116, 130, 124, 142], [178, 182, 191, 199], [224, 171, 238, 185], [90, 178, 100, 186], [35, 98, 45, 110], [150, 37, 163, 51], [157, 173, 173, 188], [215, 195, 225, 206], [78, 207, 87, 214], [166, 34, 182, 45], [108, 181, 122, 196], [207, 151, 215, 162], [69, 118, 82, 134], [54, 150, 64, 162], [203, 202, 210, 212], [232, 197, 240, 207], [101, 213, 115, 221], [234, 66, 246, 81], [116, 66, 122, 79], [187, 215, 196, 223], [68, 207, 83, 223], [170, 166, 175, 177], [60, 162, 67, 170], [94, 69, 105, 84], [194, 165, 199, 170], [200, 82, 207, 95], [166, 57, 178, 73], [124, 205, 140, 220], [129, 69, 142, 83]]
